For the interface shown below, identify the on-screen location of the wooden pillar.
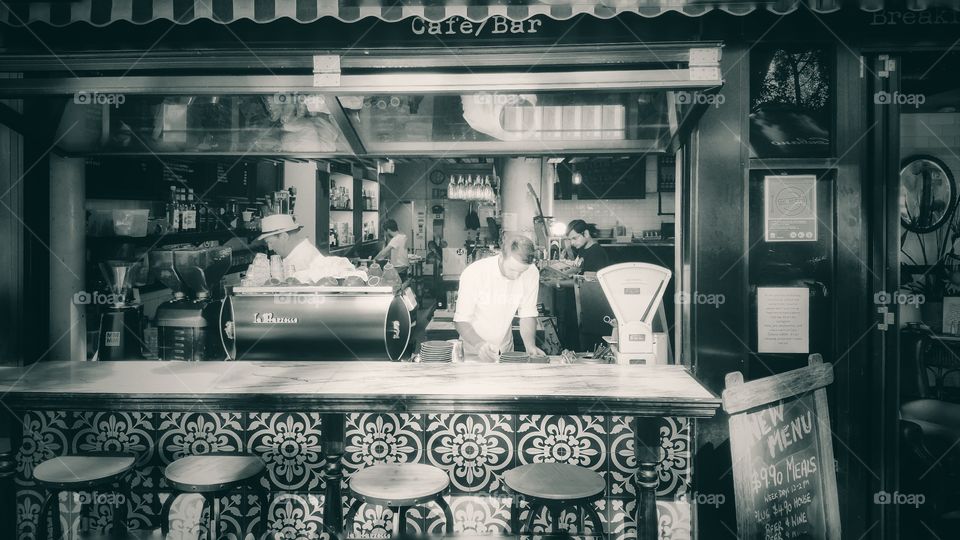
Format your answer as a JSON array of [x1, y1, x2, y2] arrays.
[[0, 85, 23, 366], [49, 156, 86, 361]]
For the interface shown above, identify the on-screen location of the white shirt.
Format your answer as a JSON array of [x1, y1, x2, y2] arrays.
[[387, 233, 409, 269], [284, 238, 323, 274], [454, 254, 539, 353]]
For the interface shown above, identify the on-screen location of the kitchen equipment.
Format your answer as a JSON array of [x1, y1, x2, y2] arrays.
[[596, 263, 672, 365], [154, 246, 232, 361], [96, 259, 146, 361], [221, 285, 412, 361]]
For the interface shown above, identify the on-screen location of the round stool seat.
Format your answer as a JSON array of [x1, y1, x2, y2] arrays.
[[34, 455, 136, 489], [164, 455, 265, 493], [503, 463, 605, 501], [350, 463, 450, 506]]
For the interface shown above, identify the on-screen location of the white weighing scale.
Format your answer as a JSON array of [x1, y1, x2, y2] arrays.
[[597, 263, 673, 365]]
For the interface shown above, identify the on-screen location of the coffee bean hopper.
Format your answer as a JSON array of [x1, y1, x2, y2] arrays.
[[152, 246, 232, 361]]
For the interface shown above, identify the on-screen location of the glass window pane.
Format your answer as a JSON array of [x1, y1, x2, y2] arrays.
[[338, 92, 670, 154], [57, 94, 350, 154]]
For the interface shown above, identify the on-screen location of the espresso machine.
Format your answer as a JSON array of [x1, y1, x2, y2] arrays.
[[221, 284, 412, 361], [153, 246, 232, 361], [97, 259, 146, 361]]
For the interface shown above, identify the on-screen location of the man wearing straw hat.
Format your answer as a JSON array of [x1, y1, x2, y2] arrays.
[[257, 213, 324, 274]]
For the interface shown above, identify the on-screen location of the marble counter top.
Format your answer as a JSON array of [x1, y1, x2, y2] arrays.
[[0, 361, 719, 416]]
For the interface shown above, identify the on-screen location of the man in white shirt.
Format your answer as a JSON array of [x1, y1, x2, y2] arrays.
[[257, 213, 324, 273], [373, 219, 410, 279], [454, 235, 546, 362]]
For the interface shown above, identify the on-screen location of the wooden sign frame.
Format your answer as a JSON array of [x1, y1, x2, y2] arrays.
[[722, 353, 841, 540]]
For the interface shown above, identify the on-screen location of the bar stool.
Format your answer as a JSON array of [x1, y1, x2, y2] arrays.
[[159, 454, 269, 540], [504, 463, 606, 536], [34, 453, 156, 539], [344, 463, 454, 536]]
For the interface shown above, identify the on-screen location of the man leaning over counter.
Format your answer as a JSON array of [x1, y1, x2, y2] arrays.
[[454, 235, 547, 362]]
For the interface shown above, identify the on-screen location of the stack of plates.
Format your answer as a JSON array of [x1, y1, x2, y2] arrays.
[[499, 352, 529, 363], [420, 341, 454, 363]]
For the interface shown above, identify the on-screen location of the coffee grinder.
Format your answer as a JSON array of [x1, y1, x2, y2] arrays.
[[154, 246, 232, 361], [97, 259, 146, 360]]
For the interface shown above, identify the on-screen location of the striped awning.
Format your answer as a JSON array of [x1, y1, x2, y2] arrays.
[[1, 0, 958, 27]]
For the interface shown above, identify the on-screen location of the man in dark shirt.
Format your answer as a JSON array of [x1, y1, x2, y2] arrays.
[[565, 220, 610, 273]]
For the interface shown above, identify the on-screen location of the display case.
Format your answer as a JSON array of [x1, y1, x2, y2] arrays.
[[320, 164, 382, 256]]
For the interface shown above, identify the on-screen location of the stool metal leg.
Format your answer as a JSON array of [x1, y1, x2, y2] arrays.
[[37, 492, 55, 540], [159, 492, 177, 538], [433, 494, 455, 534], [112, 480, 131, 538], [391, 506, 408, 537], [204, 494, 219, 540], [548, 503, 562, 534], [50, 491, 63, 540], [583, 502, 606, 538], [509, 495, 521, 534], [257, 488, 271, 540], [343, 499, 363, 536], [522, 500, 538, 533]]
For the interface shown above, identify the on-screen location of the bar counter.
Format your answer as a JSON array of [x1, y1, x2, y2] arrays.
[[0, 361, 720, 539]]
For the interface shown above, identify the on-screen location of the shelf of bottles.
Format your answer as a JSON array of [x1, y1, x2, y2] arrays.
[[361, 178, 380, 242], [329, 172, 355, 249]]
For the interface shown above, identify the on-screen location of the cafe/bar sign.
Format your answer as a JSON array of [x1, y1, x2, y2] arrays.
[[410, 15, 544, 37], [764, 174, 818, 242], [723, 354, 841, 540]]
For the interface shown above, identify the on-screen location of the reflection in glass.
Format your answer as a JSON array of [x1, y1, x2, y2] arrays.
[[338, 92, 669, 152], [900, 155, 957, 233], [60, 94, 348, 153]]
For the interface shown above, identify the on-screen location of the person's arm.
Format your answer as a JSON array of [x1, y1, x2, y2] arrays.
[[454, 321, 486, 349], [373, 241, 392, 261], [517, 267, 546, 356], [518, 317, 544, 356]]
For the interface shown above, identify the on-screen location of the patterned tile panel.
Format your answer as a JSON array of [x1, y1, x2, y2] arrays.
[[13, 410, 693, 539]]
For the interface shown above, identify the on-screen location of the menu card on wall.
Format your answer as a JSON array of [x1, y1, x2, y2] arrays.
[[723, 354, 841, 540], [758, 287, 809, 353]]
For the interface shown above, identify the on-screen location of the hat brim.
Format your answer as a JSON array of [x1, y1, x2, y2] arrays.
[[255, 224, 302, 242]]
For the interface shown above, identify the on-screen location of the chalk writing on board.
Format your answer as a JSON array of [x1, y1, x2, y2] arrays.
[[745, 398, 825, 539]]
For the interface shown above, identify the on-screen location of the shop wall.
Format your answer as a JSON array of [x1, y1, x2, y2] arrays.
[[551, 155, 674, 234], [283, 162, 318, 246], [0, 88, 23, 366], [686, 43, 750, 536], [382, 161, 492, 252]]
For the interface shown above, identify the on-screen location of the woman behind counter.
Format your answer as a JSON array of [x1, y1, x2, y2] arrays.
[[564, 219, 610, 274]]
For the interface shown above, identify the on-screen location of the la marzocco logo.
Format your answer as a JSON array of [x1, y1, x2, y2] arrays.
[[254, 313, 299, 324]]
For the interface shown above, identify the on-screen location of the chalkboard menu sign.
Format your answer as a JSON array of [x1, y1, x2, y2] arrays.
[[723, 354, 841, 540]]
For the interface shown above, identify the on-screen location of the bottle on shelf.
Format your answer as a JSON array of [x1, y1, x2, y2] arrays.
[[330, 227, 339, 248], [167, 186, 178, 232], [183, 189, 197, 231], [176, 190, 185, 232]]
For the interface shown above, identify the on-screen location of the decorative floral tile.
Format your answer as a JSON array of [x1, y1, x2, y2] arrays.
[[15, 410, 71, 485], [423, 494, 512, 535], [16, 488, 44, 540], [263, 492, 326, 540], [609, 416, 691, 498], [425, 414, 514, 493], [516, 415, 606, 471], [78, 490, 156, 537], [157, 412, 245, 463], [69, 411, 156, 490], [605, 498, 692, 540], [247, 412, 326, 491], [345, 498, 423, 538], [161, 491, 244, 540], [343, 413, 424, 478]]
